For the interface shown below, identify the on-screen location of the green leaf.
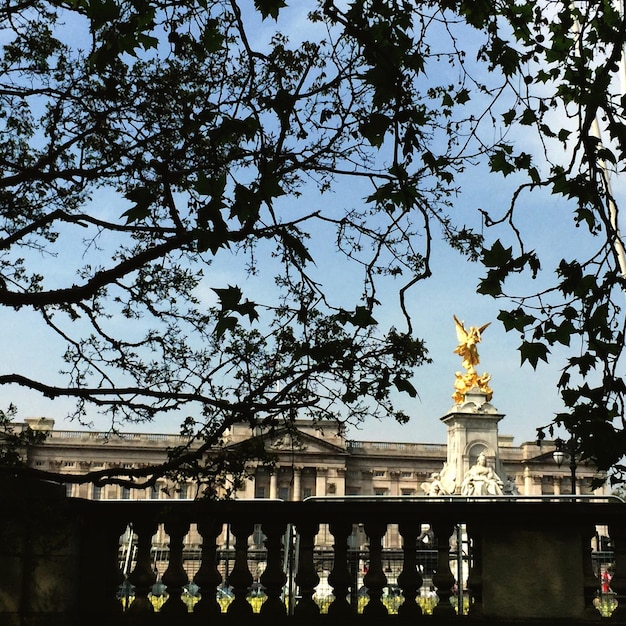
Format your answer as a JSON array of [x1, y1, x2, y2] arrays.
[[121, 187, 154, 223], [545, 320, 576, 346], [202, 19, 225, 53], [281, 230, 314, 265], [86, 0, 120, 29], [520, 108, 536, 125], [194, 171, 227, 197], [213, 285, 243, 310], [254, 0, 287, 20], [214, 315, 238, 340], [489, 148, 516, 176], [520, 341, 550, 369], [482, 239, 513, 268], [497, 308, 536, 332], [359, 113, 392, 148], [477, 269, 504, 296], [455, 88, 471, 104], [232, 184, 261, 224], [348, 306, 378, 328], [393, 374, 417, 397], [502, 108, 516, 125], [557, 128, 571, 143]]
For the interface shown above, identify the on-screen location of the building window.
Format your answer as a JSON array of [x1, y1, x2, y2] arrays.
[[279, 486, 290, 501], [401, 471, 412, 478], [255, 485, 266, 499], [374, 488, 388, 496], [374, 470, 385, 478], [121, 487, 131, 500], [303, 487, 312, 499], [150, 484, 159, 499], [401, 488, 415, 496], [63, 461, 75, 468], [35, 460, 45, 467], [93, 485, 103, 500]]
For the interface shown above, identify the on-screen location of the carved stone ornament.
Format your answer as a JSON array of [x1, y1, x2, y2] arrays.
[[269, 434, 307, 451]]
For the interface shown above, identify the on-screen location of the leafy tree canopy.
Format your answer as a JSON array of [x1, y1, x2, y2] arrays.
[[1, 0, 626, 490]]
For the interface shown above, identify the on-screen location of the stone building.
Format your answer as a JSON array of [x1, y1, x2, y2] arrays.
[[19, 391, 605, 501]]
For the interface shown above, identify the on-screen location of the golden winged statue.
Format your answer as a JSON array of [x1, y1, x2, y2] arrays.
[[452, 315, 492, 403]]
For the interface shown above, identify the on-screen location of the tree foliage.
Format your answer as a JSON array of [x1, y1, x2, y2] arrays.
[[1, 0, 626, 489]]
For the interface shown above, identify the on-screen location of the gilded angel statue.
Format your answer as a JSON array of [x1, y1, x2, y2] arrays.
[[453, 315, 490, 374], [452, 315, 493, 403]]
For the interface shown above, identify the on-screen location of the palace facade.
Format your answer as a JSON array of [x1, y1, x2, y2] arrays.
[[19, 406, 605, 502]]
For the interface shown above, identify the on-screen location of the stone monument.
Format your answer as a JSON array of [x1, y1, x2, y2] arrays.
[[422, 316, 515, 495]]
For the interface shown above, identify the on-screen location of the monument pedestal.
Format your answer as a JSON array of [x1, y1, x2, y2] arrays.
[[439, 388, 509, 495]]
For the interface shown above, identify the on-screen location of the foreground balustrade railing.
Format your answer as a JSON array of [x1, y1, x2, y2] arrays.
[[3, 488, 626, 625]]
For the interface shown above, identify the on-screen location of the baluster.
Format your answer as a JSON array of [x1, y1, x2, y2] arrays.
[[226, 519, 254, 617], [466, 523, 482, 616], [362, 519, 388, 617], [327, 519, 354, 616], [294, 519, 320, 616], [78, 503, 126, 617], [192, 518, 223, 619], [608, 521, 626, 619], [127, 516, 158, 616], [396, 519, 423, 617], [581, 523, 601, 619], [160, 515, 190, 617], [260, 518, 288, 616], [431, 520, 456, 617]]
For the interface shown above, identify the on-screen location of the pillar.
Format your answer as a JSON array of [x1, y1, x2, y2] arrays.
[[524, 466, 532, 496], [315, 468, 327, 497], [336, 468, 346, 497], [269, 471, 278, 500], [292, 467, 302, 501]]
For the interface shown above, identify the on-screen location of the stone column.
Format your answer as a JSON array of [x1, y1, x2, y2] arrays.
[[243, 471, 256, 499], [336, 468, 346, 496], [390, 471, 401, 497], [524, 466, 532, 496], [269, 470, 278, 500], [361, 469, 373, 495], [315, 468, 327, 497], [292, 467, 302, 501]]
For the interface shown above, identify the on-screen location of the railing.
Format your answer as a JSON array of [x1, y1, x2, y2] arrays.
[[47, 430, 190, 443], [2, 487, 626, 625]]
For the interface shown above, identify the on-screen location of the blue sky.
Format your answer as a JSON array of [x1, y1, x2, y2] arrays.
[[3, 159, 597, 447], [3, 1, 625, 449]]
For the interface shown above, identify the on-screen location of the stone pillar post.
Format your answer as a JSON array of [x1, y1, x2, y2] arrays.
[[390, 471, 400, 497], [243, 471, 255, 499], [315, 468, 327, 497], [524, 466, 532, 495], [292, 467, 302, 501], [269, 471, 278, 500], [336, 468, 346, 496]]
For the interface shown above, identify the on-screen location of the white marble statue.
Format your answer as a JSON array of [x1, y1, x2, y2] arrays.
[[421, 462, 456, 495], [460, 452, 503, 496]]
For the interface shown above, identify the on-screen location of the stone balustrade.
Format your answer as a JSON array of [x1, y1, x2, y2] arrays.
[[2, 481, 626, 625]]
